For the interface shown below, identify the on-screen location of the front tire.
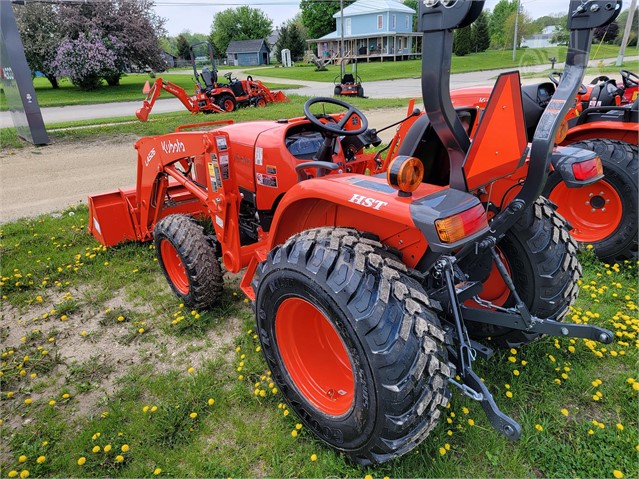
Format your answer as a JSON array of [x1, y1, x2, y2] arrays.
[[334, 85, 342, 96], [544, 139, 638, 262], [216, 93, 236, 112], [254, 228, 450, 465], [462, 198, 581, 347], [154, 214, 224, 309]]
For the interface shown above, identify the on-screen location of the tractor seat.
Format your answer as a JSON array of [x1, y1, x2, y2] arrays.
[[201, 67, 217, 88], [342, 73, 355, 84], [587, 80, 620, 107]]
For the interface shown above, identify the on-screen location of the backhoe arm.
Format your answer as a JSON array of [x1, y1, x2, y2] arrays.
[[136, 78, 199, 122]]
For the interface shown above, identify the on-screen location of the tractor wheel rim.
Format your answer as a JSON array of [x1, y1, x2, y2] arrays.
[[224, 100, 234, 111], [275, 297, 354, 416], [549, 179, 623, 243], [466, 247, 511, 309], [160, 240, 189, 294], [257, 99, 266, 107]]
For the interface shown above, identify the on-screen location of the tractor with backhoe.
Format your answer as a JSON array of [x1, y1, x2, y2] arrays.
[[88, 0, 620, 466], [135, 41, 288, 122]]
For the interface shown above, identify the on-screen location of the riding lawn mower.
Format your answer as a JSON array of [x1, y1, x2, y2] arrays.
[[88, 0, 621, 466]]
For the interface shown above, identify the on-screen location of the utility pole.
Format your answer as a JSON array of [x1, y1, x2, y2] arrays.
[[340, 0, 345, 60], [616, 0, 637, 66], [512, 0, 521, 61]]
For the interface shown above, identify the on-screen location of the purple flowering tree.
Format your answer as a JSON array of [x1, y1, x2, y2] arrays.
[[51, 32, 117, 90]]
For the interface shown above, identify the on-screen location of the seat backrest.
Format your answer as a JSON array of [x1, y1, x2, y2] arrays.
[[588, 80, 618, 107], [201, 67, 216, 88], [342, 73, 355, 84]]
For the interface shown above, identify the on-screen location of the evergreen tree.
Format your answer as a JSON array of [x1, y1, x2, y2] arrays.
[[276, 19, 306, 63], [176, 34, 190, 60], [454, 26, 472, 57], [472, 11, 490, 53]]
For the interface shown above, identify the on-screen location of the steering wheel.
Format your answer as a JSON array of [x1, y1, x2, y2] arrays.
[[620, 69, 639, 88], [589, 75, 611, 85], [303, 97, 368, 137], [548, 71, 587, 95]]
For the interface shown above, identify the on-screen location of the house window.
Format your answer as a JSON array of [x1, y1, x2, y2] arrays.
[[392, 14, 396, 30], [377, 15, 383, 30], [406, 16, 410, 29], [346, 17, 351, 35]]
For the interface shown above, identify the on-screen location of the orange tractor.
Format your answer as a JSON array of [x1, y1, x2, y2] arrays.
[[89, 1, 620, 465], [445, 68, 638, 262], [136, 41, 288, 122]]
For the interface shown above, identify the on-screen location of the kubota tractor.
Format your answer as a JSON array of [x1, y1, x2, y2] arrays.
[[334, 59, 366, 98], [88, 1, 620, 465], [446, 67, 638, 262], [135, 41, 288, 122]]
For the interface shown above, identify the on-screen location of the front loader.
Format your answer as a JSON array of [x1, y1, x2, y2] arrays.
[[88, 0, 621, 466]]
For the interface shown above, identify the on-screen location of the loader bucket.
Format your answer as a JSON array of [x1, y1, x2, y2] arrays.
[[272, 91, 289, 103], [88, 188, 139, 246]]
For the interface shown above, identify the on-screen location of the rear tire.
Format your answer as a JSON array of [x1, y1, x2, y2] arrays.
[[154, 214, 223, 309], [334, 85, 342, 96], [254, 227, 450, 465], [544, 139, 638, 262], [463, 198, 581, 347], [216, 93, 236, 112], [357, 85, 365, 98]]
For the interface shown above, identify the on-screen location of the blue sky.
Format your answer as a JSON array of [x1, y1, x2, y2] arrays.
[[155, 0, 573, 36]]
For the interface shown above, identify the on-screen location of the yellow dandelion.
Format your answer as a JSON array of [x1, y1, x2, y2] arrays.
[[48, 400, 56, 406], [104, 445, 112, 453], [115, 455, 124, 463], [560, 408, 569, 416], [36, 456, 45, 464], [295, 423, 302, 430], [24, 398, 32, 405], [92, 446, 100, 453], [291, 430, 298, 438], [513, 370, 520, 376], [153, 468, 162, 475], [121, 444, 129, 452], [506, 391, 513, 398], [617, 423, 624, 431], [8, 471, 18, 478], [613, 471, 624, 479], [187, 367, 195, 374], [438, 447, 447, 455], [20, 471, 29, 479], [588, 429, 594, 435], [77, 457, 86, 466], [208, 398, 215, 406], [151, 405, 157, 412], [189, 412, 197, 419], [535, 424, 543, 432], [468, 419, 475, 426], [143, 405, 149, 413], [18, 455, 27, 463], [365, 475, 373, 479], [310, 453, 317, 462]]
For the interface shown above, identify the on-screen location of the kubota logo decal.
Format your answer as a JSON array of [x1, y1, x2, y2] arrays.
[[161, 139, 185, 154], [348, 194, 388, 210]]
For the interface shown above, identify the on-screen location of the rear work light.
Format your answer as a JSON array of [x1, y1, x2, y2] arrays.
[[435, 203, 488, 244], [572, 156, 603, 181]]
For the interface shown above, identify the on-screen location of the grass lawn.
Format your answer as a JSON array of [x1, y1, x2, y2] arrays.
[[0, 73, 303, 111], [245, 45, 625, 82], [0, 95, 412, 149], [0, 203, 637, 478]]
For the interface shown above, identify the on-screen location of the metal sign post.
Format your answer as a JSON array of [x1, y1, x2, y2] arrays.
[[0, 0, 49, 145]]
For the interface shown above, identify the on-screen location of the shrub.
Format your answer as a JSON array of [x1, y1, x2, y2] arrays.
[[52, 32, 117, 90]]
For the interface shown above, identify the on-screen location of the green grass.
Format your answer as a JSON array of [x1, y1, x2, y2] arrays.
[[0, 205, 637, 478], [0, 73, 304, 111], [0, 95, 412, 149], [246, 45, 625, 82]]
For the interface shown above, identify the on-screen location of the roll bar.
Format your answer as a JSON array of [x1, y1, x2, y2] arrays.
[[189, 41, 217, 89]]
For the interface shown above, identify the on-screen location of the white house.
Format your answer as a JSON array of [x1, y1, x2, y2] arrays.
[[521, 25, 559, 49], [307, 0, 421, 62]]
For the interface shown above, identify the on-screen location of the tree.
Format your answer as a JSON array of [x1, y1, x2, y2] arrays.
[[504, 10, 533, 49], [551, 25, 570, 45], [58, 0, 166, 84], [210, 6, 273, 57], [299, 0, 356, 40], [453, 26, 472, 57], [276, 18, 307, 63], [594, 21, 619, 43], [489, 0, 518, 48], [176, 34, 191, 60], [13, 2, 64, 88], [472, 11, 491, 53], [403, 0, 419, 31]]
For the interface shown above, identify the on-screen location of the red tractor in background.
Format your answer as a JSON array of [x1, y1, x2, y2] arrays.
[[417, 67, 638, 262], [136, 41, 288, 122], [88, 1, 620, 466]]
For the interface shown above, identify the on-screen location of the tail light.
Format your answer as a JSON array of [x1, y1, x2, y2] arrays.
[[435, 203, 488, 244], [572, 156, 603, 181]]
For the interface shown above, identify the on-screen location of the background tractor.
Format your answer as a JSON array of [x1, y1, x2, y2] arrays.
[[446, 68, 638, 262], [88, 0, 620, 466], [136, 41, 288, 122]]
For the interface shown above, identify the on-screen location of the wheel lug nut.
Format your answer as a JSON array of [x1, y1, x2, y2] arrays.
[[602, 208, 606, 212], [589, 193, 593, 197]]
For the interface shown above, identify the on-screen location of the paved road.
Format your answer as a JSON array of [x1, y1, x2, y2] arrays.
[[1, 56, 637, 129]]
